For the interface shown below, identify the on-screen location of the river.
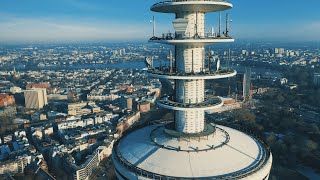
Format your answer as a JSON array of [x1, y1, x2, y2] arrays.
[[10, 60, 282, 78]]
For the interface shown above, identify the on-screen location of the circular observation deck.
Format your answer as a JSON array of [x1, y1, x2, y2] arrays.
[[112, 124, 273, 180], [147, 67, 237, 80], [151, 0, 233, 13], [157, 96, 223, 111]]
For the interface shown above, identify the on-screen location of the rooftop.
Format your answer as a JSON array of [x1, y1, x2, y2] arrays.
[[114, 124, 272, 179]]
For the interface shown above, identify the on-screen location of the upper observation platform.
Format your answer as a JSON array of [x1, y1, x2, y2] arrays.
[[149, 32, 234, 45], [151, 0, 233, 14], [147, 66, 237, 80]]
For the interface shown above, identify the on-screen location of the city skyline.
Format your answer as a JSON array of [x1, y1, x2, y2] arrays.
[[1, 0, 320, 43], [0, 1, 319, 179], [0, 24, 319, 180]]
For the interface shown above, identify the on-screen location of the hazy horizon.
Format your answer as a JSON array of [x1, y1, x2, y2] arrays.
[[1, 0, 320, 43]]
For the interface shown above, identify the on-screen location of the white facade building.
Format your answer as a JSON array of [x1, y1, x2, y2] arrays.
[[24, 88, 48, 109], [10, 86, 22, 94], [0, 155, 32, 175]]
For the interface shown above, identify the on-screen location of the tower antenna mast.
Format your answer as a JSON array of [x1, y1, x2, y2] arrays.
[[169, 50, 173, 73], [218, 12, 221, 37], [152, 16, 156, 37], [226, 13, 229, 37]]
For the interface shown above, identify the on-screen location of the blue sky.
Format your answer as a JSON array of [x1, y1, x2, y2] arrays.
[[0, 0, 320, 43]]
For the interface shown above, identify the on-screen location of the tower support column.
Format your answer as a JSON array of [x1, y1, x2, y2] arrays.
[[175, 110, 205, 133]]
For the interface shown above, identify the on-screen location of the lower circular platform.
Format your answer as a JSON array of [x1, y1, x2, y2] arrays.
[[149, 38, 234, 45], [157, 97, 223, 111], [147, 69, 237, 80], [112, 124, 273, 180]]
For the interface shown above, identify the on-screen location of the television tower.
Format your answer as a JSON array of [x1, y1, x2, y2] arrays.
[[112, 1, 272, 179]]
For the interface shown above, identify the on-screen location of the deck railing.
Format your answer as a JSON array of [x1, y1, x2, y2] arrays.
[[158, 96, 222, 108], [148, 66, 236, 77], [150, 32, 232, 41]]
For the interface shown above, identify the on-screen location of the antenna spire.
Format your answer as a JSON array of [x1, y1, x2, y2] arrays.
[[202, 49, 205, 72], [195, 12, 199, 38], [192, 50, 194, 74], [152, 16, 156, 37], [225, 13, 229, 37], [169, 50, 173, 73], [211, 26, 215, 37], [218, 12, 221, 37]]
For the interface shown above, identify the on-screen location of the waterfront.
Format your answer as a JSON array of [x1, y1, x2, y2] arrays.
[[9, 60, 282, 78]]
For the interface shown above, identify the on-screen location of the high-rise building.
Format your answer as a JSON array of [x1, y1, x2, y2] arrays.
[[314, 73, 320, 87], [245, 68, 251, 101], [236, 67, 252, 102], [112, 1, 272, 179], [24, 88, 48, 109], [279, 48, 285, 55], [121, 96, 133, 110], [119, 48, 126, 56]]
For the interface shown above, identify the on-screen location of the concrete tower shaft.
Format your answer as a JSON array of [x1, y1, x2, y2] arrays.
[[151, 0, 235, 134], [176, 12, 205, 37], [176, 46, 205, 73], [175, 80, 205, 104], [175, 78, 205, 133], [173, 10, 207, 134], [175, 110, 205, 133]]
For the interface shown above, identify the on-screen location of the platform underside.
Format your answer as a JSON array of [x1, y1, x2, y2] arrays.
[[151, 1, 233, 13], [147, 69, 237, 80], [149, 38, 234, 45], [157, 97, 223, 111]]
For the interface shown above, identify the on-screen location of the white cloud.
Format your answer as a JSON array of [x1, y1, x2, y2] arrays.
[[301, 22, 320, 38], [2, 15, 318, 43], [0, 16, 159, 43], [232, 21, 320, 41]]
